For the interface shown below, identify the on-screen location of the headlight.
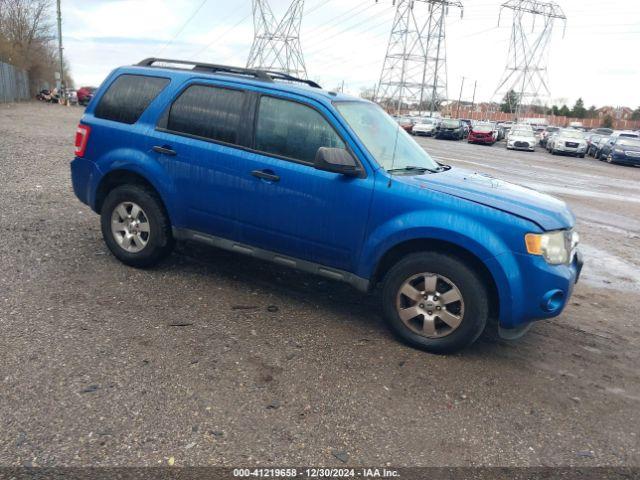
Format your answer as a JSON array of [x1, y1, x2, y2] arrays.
[[525, 230, 579, 265]]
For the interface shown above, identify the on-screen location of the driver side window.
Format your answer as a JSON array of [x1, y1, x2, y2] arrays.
[[255, 96, 346, 164]]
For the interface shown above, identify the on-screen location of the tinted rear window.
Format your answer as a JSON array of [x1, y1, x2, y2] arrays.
[[166, 85, 245, 145], [95, 74, 169, 124]]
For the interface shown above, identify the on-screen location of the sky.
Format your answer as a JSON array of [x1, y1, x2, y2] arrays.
[[60, 0, 640, 108]]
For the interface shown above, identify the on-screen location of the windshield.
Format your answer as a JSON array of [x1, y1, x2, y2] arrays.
[[561, 130, 584, 139], [473, 125, 494, 132], [547, 127, 559, 132], [618, 139, 640, 147], [336, 102, 440, 172], [441, 119, 460, 128], [417, 119, 434, 125]]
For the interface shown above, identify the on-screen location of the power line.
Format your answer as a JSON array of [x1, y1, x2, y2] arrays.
[[190, 11, 252, 59], [156, 0, 209, 56]]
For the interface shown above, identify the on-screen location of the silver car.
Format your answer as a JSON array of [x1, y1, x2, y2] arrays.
[[506, 128, 536, 151], [548, 129, 588, 158]]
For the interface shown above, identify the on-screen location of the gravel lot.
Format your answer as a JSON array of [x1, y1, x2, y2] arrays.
[[1, 102, 639, 467]]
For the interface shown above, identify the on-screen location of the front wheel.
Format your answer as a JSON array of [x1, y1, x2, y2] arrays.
[[101, 184, 175, 268], [381, 253, 489, 354]]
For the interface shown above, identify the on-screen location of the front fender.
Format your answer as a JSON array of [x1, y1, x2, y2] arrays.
[[357, 210, 523, 328], [93, 147, 182, 226], [358, 209, 512, 280]]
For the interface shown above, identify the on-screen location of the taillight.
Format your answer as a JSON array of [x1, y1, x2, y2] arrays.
[[75, 124, 91, 157]]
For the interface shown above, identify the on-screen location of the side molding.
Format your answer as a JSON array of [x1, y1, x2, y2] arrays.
[[173, 228, 371, 293]]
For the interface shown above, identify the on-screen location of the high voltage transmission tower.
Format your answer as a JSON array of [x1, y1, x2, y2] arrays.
[[493, 0, 566, 116], [246, 0, 308, 79], [375, 0, 463, 115]]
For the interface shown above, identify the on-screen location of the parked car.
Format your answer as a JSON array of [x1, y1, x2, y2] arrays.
[[412, 118, 438, 137], [70, 57, 583, 354], [598, 137, 640, 165], [467, 123, 496, 145], [548, 129, 587, 157], [435, 119, 465, 140], [592, 127, 614, 136], [540, 126, 560, 147], [77, 86, 97, 106], [610, 130, 640, 141], [588, 135, 610, 158], [396, 117, 414, 134], [584, 133, 600, 152], [506, 128, 536, 151], [66, 89, 79, 105], [460, 119, 472, 137]]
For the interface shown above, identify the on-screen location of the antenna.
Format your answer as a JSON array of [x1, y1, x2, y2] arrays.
[[247, 0, 308, 79], [374, 0, 463, 116], [493, 0, 567, 118]]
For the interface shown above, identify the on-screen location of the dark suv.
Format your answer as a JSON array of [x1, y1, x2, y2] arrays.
[[70, 58, 583, 353], [435, 119, 465, 140]]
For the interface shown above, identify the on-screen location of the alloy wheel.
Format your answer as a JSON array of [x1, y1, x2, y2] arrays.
[[396, 273, 465, 339], [110, 201, 150, 253]]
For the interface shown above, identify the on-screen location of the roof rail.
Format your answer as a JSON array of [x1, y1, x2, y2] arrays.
[[136, 58, 321, 89]]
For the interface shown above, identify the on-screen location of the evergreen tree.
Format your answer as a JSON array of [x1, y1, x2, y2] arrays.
[[571, 98, 586, 118]]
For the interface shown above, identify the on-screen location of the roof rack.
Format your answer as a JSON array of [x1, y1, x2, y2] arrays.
[[136, 58, 321, 89]]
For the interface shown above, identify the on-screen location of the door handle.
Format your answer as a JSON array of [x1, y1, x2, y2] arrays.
[[251, 170, 280, 182], [152, 145, 177, 156]]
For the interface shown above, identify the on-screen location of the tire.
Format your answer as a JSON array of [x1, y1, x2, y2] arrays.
[[606, 154, 614, 164], [551, 148, 558, 155], [381, 252, 489, 354], [579, 154, 585, 158], [100, 184, 174, 268]]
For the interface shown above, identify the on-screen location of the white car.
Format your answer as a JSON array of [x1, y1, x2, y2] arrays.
[[549, 129, 588, 157], [412, 118, 438, 136], [506, 128, 536, 151]]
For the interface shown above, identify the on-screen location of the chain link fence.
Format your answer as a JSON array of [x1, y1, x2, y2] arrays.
[[0, 61, 30, 103]]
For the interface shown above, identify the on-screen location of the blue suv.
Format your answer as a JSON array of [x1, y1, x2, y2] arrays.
[[71, 58, 583, 353]]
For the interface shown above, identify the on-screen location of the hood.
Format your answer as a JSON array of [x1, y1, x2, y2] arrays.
[[618, 144, 640, 153], [509, 133, 535, 141], [399, 167, 575, 230], [557, 136, 585, 143]]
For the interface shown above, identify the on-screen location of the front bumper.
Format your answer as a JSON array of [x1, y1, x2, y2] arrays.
[[486, 248, 583, 332], [555, 144, 587, 155], [469, 136, 494, 144], [611, 154, 640, 165], [437, 130, 461, 139]]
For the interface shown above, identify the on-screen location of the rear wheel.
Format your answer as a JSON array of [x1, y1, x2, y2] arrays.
[[381, 252, 488, 354], [100, 184, 174, 268]]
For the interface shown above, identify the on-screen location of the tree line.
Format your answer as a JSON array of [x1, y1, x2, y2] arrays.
[[501, 89, 640, 126], [0, 0, 73, 92]]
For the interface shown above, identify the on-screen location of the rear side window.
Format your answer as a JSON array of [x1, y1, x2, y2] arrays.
[[166, 85, 245, 144], [255, 96, 345, 163], [95, 74, 169, 124]]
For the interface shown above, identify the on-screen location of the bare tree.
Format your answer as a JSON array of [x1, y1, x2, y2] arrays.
[[0, 0, 72, 91]]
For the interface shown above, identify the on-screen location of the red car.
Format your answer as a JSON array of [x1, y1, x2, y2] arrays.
[[77, 86, 97, 106], [468, 124, 496, 145], [395, 117, 414, 134]]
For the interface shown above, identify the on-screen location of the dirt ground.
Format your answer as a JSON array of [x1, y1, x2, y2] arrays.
[[0, 102, 638, 467]]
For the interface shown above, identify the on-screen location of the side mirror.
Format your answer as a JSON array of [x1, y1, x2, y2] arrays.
[[314, 147, 362, 177]]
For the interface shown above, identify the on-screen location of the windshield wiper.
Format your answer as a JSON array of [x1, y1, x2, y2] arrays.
[[387, 166, 439, 174]]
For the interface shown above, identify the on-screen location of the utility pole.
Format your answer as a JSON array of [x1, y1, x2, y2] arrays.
[[56, 0, 65, 101], [247, 0, 308, 78], [374, 0, 463, 116], [470, 79, 477, 119], [456, 76, 465, 118], [493, 0, 566, 119]]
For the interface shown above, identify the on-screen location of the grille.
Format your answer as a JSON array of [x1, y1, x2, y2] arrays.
[[515, 141, 529, 148], [565, 142, 579, 148], [625, 151, 640, 157]]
